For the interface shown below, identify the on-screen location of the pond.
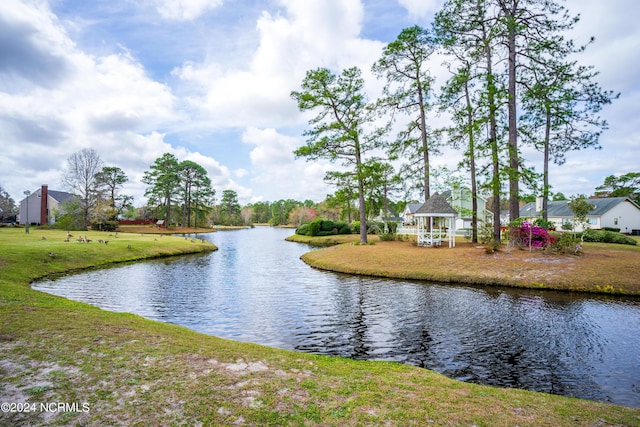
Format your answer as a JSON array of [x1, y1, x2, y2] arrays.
[[33, 227, 640, 407]]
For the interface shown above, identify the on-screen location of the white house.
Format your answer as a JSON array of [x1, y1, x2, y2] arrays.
[[401, 203, 424, 225], [443, 187, 493, 231], [519, 197, 640, 234], [19, 185, 76, 225]]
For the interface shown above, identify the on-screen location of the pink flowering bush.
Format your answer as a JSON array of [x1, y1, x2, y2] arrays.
[[513, 221, 553, 248]]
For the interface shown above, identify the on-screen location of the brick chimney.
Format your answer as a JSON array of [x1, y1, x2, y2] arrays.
[[40, 185, 48, 225]]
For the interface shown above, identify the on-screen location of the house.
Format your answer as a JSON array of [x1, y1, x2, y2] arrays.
[[19, 185, 76, 225], [372, 208, 403, 233], [401, 203, 424, 225], [519, 197, 640, 234], [443, 187, 493, 231]]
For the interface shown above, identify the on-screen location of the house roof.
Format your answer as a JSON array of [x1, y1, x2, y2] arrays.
[[520, 197, 637, 218], [415, 193, 457, 216], [48, 190, 76, 204], [404, 203, 423, 214]]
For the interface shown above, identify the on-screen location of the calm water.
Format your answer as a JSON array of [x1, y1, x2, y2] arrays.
[[33, 227, 640, 407]]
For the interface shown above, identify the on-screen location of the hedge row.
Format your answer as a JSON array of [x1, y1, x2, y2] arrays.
[[580, 230, 637, 245], [296, 219, 352, 236], [295, 220, 393, 236]]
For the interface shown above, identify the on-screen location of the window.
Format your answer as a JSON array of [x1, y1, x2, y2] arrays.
[[614, 217, 619, 225], [588, 217, 597, 225]]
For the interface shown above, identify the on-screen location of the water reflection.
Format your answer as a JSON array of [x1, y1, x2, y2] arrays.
[[33, 227, 640, 407]]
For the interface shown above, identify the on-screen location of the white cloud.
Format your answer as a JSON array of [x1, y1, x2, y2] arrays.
[[396, 0, 442, 18], [242, 127, 296, 167], [0, 0, 236, 204], [234, 169, 249, 178], [173, 0, 385, 131], [240, 126, 334, 202], [151, 0, 224, 21]]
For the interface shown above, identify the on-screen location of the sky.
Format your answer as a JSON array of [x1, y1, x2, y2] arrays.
[[1, 0, 639, 207]]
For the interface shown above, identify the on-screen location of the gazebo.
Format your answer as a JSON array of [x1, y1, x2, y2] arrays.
[[414, 193, 457, 248]]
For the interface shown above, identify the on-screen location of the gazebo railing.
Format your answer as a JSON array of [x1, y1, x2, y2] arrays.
[[417, 229, 449, 246], [396, 225, 418, 235]]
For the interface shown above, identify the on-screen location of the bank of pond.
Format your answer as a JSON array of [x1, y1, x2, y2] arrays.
[[32, 226, 640, 409]]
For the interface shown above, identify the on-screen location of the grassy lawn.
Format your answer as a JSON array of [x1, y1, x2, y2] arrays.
[[1, 227, 639, 426], [291, 234, 640, 295]]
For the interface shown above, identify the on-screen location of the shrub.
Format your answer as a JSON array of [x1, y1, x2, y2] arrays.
[[602, 227, 621, 232], [546, 233, 582, 255], [512, 221, 552, 249], [320, 220, 336, 232], [478, 223, 496, 245], [92, 220, 119, 232], [581, 230, 637, 246], [308, 219, 323, 236], [296, 219, 354, 236], [367, 221, 384, 235], [335, 222, 352, 234], [484, 240, 501, 254], [52, 213, 84, 231], [385, 222, 398, 234], [296, 223, 310, 236]]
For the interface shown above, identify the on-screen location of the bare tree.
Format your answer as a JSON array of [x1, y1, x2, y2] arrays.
[[62, 148, 104, 230]]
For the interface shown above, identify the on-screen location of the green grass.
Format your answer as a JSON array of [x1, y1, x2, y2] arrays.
[[1, 227, 639, 426]]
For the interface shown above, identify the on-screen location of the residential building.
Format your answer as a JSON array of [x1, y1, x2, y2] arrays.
[[19, 185, 76, 225], [401, 203, 423, 225], [443, 187, 493, 230], [519, 197, 640, 234]]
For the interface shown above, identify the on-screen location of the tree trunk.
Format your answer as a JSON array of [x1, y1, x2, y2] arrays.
[[418, 77, 430, 202], [485, 42, 501, 243], [358, 177, 367, 243], [355, 139, 368, 244], [543, 106, 551, 220], [464, 77, 478, 243], [507, 8, 520, 235]]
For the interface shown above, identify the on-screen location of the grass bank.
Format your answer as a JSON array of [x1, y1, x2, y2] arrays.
[[286, 233, 381, 247], [290, 234, 640, 295], [1, 228, 639, 426]]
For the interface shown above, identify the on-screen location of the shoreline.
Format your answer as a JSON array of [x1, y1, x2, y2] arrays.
[[2, 228, 639, 425], [288, 234, 640, 296]]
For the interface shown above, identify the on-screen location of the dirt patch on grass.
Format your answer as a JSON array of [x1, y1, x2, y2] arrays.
[[0, 342, 88, 426]]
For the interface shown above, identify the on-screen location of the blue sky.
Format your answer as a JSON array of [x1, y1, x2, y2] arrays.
[[1, 0, 639, 206]]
